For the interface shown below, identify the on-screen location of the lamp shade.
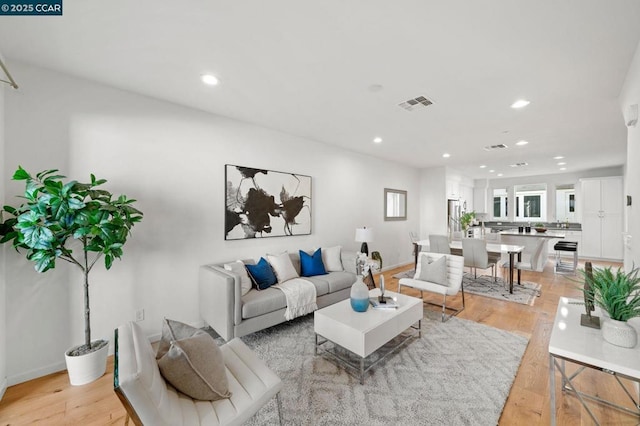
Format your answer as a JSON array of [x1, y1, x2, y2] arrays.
[[355, 227, 373, 243]]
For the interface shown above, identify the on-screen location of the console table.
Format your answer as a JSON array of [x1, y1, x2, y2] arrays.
[[549, 297, 640, 425]]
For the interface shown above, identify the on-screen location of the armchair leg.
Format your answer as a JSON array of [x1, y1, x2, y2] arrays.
[[424, 292, 465, 322]]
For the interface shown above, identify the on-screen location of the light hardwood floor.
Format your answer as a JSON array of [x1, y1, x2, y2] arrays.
[[0, 258, 638, 425]]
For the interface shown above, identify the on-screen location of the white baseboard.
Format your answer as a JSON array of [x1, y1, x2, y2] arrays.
[[8, 361, 66, 386], [380, 261, 413, 272], [0, 377, 7, 400]]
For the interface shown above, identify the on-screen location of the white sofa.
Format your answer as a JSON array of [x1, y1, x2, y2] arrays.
[[114, 321, 282, 425], [199, 250, 357, 341]]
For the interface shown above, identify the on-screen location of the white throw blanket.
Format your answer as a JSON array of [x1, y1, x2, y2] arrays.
[[273, 278, 318, 320]]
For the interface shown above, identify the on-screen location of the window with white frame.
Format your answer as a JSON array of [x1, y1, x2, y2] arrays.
[[492, 188, 508, 219], [514, 184, 547, 222]]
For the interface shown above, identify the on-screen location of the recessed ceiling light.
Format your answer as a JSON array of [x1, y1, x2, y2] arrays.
[[557, 162, 566, 166], [480, 165, 487, 169], [442, 153, 450, 158], [553, 156, 564, 160], [560, 167, 567, 171], [511, 99, 530, 109], [497, 173, 503, 177], [373, 137, 382, 144], [489, 169, 495, 173], [515, 140, 529, 146], [201, 74, 219, 86]]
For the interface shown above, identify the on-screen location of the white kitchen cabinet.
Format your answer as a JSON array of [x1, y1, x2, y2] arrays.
[[459, 185, 473, 212], [579, 177, 623, 260], [446, 179, 460, 200]]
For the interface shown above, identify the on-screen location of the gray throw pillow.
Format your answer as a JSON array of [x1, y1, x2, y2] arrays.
[[156, 318, 231, 401], [416, 255, 448, 286], [157, 333, 231, 401], [156, 318, 208, 360]]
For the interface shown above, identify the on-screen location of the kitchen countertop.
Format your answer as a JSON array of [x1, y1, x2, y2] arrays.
[[500, 230, 565, 239]]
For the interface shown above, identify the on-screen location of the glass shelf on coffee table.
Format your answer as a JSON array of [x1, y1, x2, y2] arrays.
[[314, 288, 422, 384]]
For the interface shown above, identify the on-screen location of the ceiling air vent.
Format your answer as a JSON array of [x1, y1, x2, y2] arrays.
[[509, 162, 529, 167], [483, 144, 508, 151], [398, 95, 433, 111]]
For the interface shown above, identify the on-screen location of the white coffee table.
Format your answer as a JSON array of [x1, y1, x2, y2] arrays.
[[314, 289, 423, 384]]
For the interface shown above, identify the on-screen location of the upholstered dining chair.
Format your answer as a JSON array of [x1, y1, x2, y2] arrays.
[[398, 252, 465, 322], [501, 238, 547, 289], [462, 238, 497, 280], [428, 234, 451, 254]]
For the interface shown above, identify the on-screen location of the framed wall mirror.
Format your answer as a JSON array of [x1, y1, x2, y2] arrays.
[[384, 188, 407, 221]]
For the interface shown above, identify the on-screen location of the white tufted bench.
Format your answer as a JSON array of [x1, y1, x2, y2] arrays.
[[114, 321, 282, 425]]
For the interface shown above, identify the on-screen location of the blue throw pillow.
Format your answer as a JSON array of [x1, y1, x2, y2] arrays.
[[300, 248, 328, 277], [245, 257, 277, 290]]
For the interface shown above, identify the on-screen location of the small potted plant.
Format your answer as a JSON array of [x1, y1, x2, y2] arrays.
[[581, 265, 640, 348], [533, 222, 547, 233], [459, 211, 476, 232], [0, 167, 143, 384]]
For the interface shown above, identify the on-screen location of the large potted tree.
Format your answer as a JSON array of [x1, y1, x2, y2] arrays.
[[0, 166, 143, 385]]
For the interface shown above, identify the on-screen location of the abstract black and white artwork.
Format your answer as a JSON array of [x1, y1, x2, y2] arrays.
[[225, 165, 312, 240]]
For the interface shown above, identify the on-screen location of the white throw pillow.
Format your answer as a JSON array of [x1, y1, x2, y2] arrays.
[[224, 260, 252, 296], [322, 246, 343, 272], [266, 252, 299, 283], [414, 254, 448, 286]]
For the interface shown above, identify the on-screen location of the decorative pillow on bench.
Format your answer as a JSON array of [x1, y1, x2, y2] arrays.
[[156, 319, 231, 401]]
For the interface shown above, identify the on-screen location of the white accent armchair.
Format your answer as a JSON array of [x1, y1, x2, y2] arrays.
[[114, 321, 283, 425], [398, 252, 465, 322]]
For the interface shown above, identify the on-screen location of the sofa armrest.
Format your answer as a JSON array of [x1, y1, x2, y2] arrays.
[[199, 265, 241, 341], [341, 250, 358, 274]]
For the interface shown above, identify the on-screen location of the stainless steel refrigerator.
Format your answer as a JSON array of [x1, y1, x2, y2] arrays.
[[448, 199, 461, 234]]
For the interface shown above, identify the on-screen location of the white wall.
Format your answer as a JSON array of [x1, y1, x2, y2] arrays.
[[620, 40, 640, 272], [2, 62, 421, 385], [0, 59, 7, 399], [475, 167, 624, 222], [419, 167, 447, 239]]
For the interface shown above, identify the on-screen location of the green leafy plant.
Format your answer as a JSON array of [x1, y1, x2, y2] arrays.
[[533, 222, 545, 227], [0, 166, 143, 354], [459, 211, 476, 231], [580, 265, 640, 322]]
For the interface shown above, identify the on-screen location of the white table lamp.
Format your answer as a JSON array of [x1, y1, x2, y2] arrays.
[[355, 227, 373, 256]]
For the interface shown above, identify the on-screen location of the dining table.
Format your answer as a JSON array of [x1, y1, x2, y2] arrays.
[[414, 240, 526, 294]]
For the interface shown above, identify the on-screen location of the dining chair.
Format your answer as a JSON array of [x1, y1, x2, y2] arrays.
[[398, 252, 465, 322], [428, 234, 451, 254], [501, 238, 547, 279], [462, 238, 496, 280]]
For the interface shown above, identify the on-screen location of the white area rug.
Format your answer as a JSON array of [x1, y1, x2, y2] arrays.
[[393, 270, 542, 306], [214, 310, 529, 425]]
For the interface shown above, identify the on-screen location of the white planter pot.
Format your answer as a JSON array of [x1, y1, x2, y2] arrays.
[[64, 340, 109, 386], [601, 318, 638, 349]]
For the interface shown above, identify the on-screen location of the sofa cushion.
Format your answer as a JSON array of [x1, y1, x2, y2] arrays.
[[309, 271, 355, 293], [300, 276, 330, 297], [300, 248, 327, 277], [224, 260, 253, 296], [241, 287, 287, 319], [246, 257, 277, 290], [322, 246, 344, 272], [266, 252, 299, 283]]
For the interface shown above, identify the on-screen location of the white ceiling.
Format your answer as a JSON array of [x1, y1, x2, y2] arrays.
[[1, 0, 639, 179]]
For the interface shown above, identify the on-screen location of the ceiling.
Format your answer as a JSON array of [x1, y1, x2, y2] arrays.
[[1, 1, 639, 179]]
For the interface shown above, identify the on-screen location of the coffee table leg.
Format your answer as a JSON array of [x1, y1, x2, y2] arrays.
[[550, 354, 556, 426], [315, 333, 318, 355], [418, 319, 422, 338], [360, 358, 365, 385]]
